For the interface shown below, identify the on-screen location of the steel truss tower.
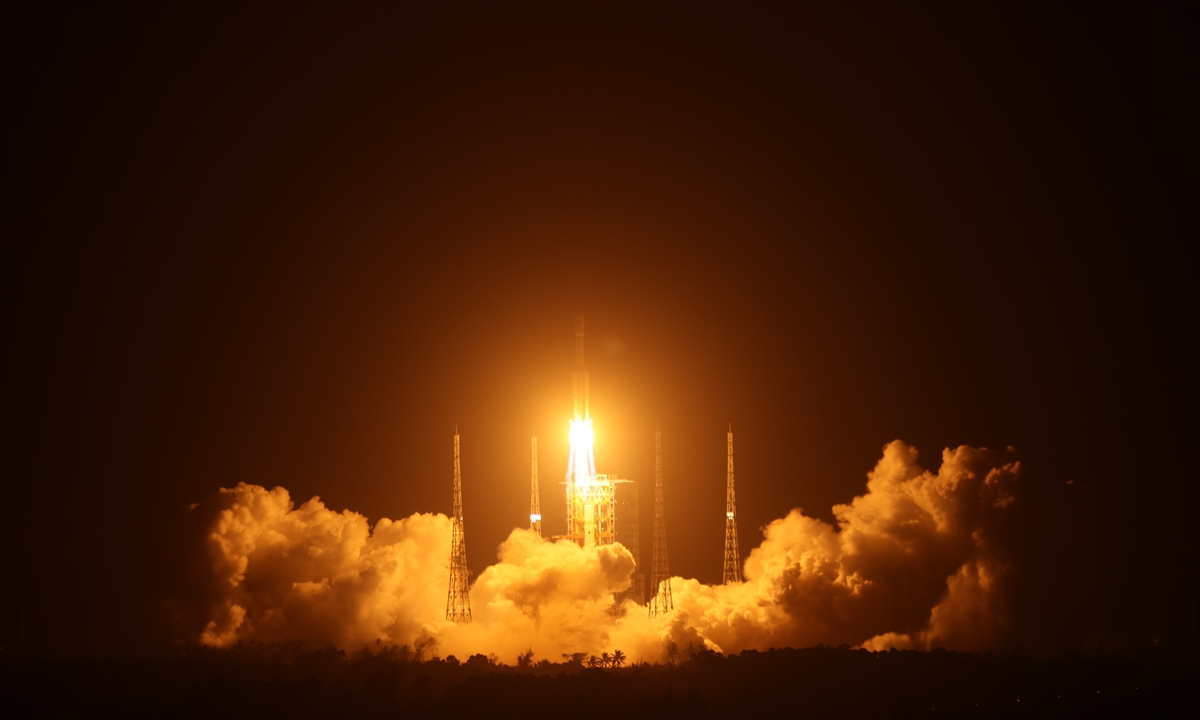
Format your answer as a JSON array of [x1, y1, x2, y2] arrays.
[[649, 427, 673, 617], [446, 430, 472, 622], [722, 425, 742, 584], [530, 434, 542, 537]]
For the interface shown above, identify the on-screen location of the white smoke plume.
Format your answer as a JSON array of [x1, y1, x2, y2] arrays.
[[187, 441, 1019, 661]]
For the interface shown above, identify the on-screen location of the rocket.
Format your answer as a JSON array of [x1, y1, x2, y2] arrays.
[[572, 315, 589, 421], [565, 315, 598, 546]]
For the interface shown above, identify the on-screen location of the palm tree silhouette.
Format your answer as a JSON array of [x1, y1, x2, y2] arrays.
[[600, 652, 613, 668], [561, 652, 586, 666], [612, 649, 626, 668], [586, 655, 600, 668]]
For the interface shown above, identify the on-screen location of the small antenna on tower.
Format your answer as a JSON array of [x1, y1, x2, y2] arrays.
[[530, 433, 542, 537], [649, 424, 673, 617], [722, 424, 742, 584], [446, 430, 472, 622]]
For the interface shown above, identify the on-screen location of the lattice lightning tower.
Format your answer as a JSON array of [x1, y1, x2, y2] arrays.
[[446, 430, 472, 622], [649, 426, 673, 617], [530, 434, 542, 537], [722, 425, 742, 584]]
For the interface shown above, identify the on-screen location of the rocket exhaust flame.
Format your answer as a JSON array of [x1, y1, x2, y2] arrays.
[[567, 419, 596, 485]]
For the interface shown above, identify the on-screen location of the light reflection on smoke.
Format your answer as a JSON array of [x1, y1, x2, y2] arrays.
[[190, 440, 1019, 662]]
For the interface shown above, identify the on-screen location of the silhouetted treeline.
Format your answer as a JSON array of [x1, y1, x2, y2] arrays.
[[2, 642, 1196, 718]]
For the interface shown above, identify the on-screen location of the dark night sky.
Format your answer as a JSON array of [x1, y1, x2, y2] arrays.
[[7, 3, 1195, 651]]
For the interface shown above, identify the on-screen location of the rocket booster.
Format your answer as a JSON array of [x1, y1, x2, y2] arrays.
[[566, 316, 598, 547], [573, 315, 589, 420]]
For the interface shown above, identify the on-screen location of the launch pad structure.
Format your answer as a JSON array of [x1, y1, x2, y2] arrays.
[[648, 427, 673, 616]]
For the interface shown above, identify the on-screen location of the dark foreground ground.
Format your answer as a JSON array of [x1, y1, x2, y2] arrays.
[[3, 643, 1196, 719]]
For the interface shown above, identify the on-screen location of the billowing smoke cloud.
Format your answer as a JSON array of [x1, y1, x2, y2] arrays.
[[197, 486, 450, 649], [670, 441, 1018, 654], [184, 441, 1019, 661]]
